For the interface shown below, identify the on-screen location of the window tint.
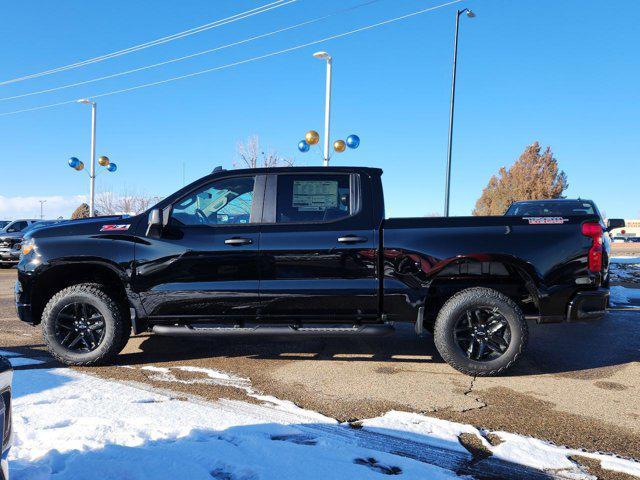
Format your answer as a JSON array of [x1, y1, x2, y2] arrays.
[[276, 174, 351, 223], [506, 201, 595, 216], [171, 176, 255, 226]]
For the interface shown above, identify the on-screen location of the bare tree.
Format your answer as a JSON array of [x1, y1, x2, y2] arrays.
[[96, 187, 157, 216], [234, 135, 293, 169]]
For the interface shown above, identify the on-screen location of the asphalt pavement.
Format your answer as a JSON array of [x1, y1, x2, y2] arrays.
[[1, 268, 639, 463]]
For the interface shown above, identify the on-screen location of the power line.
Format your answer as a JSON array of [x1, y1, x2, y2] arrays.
[[0, 0, 296, 87], [0, 0, 382, 102], [0, 0, 462, 117]]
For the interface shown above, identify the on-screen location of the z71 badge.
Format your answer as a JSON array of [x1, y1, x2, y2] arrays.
[[100, 224, 131, 232], [523, 217, 569, 225]]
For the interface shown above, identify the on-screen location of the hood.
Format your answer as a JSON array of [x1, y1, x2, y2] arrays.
[[28, 215, 142, 240]]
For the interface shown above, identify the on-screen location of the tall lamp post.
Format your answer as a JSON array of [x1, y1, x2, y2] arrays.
[[313, 51, 332, 167], [77, 99, 98, 216], [443, 8, 475, 217], [38, 200, 46, 220]]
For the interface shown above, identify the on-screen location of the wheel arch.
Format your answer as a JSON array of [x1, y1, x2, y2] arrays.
[[30, 261, 132, 325], [423, 255, 542, 324]]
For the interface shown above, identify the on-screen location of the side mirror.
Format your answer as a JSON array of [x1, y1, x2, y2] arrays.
[[606, 218, 625, 231], [146, 208, 163, 238]]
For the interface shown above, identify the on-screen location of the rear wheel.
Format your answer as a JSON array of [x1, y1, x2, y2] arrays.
[[433, 287, 528, 376], [42, 283, 129, 366]]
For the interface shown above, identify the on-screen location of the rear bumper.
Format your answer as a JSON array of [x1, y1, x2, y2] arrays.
[[567, 288, 609, 322]]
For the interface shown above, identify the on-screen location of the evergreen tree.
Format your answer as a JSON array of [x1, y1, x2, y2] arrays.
[[473, 142, 568, 216]]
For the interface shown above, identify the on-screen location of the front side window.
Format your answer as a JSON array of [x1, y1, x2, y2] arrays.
[[171, 176, 255, 226], [276, 174, 351, 223]]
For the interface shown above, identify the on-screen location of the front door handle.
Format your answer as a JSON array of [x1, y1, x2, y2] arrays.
[[224, 237, 253, 246], [337, 235, 368, 244]]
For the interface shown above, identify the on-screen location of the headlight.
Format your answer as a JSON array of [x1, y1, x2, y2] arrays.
[[21, 238, 35, 256]]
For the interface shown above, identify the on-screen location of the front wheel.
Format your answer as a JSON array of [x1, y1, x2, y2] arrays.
[[42, 283, 129, 366], [433, 287, 528, 376]]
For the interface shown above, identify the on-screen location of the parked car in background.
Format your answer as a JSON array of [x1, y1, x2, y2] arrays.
[[505, 198, 602, 217], [0, 219, 48, 268], [0, 356, 12, 480], [11, 220, 67, 260]]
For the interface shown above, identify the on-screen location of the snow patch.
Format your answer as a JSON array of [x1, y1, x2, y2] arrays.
[[5, 352, 640, 479]]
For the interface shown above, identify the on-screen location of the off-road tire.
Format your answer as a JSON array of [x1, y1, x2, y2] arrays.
[[433, 287, 528, 376], [42, 283, 129, 366]]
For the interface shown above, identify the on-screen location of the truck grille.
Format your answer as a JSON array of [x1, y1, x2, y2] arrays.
[[1, 388, 10, 451]]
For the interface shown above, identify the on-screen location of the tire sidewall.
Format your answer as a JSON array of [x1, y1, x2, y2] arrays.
[[435, 289, 527, 375], [43, 288, 120, 365]]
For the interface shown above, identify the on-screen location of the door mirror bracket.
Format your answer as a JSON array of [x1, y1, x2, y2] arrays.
[[146, 208, 163, 238]]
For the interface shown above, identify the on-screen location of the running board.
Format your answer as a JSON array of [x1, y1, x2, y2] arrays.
[[152, 324, 395, 338]]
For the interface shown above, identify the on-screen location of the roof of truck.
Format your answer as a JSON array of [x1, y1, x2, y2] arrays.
[[208, 166, 383, 176], [509, 198, 593, 204]]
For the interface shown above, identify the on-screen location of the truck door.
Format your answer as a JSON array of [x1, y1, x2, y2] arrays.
[[134, 174, 263, 322], [258, 172, 379, 322]]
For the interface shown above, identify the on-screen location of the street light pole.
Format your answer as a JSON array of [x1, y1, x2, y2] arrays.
[[444, 8, 475, 217], [39, 200, 46, 219], [78, 99, 97, 217], [314, 51, 332, 167]]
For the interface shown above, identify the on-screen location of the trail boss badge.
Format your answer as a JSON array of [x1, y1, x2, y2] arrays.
[[523, 217, 569, 225]]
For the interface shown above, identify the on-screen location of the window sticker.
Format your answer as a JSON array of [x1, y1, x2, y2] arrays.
[[292, 180, 338, 211]]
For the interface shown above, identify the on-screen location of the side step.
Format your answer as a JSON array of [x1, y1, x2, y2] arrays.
[[152, 324, 395, 338]]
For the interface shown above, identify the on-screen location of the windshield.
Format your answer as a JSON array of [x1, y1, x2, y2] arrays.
[[0, 221, 9, 230], [505, 201, 595, 216]]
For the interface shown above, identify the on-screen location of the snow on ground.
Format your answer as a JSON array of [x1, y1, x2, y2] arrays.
[[609, 257, 640, 306], [3, 351, 640, 479]]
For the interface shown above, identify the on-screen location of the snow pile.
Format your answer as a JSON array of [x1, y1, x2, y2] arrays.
[[3, 351, 640, 479]]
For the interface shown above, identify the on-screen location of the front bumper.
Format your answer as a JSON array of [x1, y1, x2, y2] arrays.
[[567, 288, 609, 322], [14, 281, 33, 325], [0, 248, 18, 265]]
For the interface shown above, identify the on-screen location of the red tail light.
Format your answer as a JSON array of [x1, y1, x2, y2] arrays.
[[582, 222, 603, 273]]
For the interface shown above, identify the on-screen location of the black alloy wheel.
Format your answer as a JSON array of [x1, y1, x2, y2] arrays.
[[453, 307, 511, 361], [55, 302, 106, 352]]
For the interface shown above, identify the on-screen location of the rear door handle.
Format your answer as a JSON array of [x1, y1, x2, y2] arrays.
[[224, 237, 253, 246], [337, 235, 368, 244]]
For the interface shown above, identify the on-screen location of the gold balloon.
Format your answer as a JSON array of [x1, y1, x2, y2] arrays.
[[98, 155, 110, 166], [305, 130, 320, 145], [75, 161, 84, 171], [333, 140, 346, 153]]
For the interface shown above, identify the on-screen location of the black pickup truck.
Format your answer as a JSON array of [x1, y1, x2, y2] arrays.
[[15, 167, 615, 376]]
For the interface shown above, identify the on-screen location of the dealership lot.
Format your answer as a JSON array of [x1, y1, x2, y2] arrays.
[[1, 267, 639, 466]]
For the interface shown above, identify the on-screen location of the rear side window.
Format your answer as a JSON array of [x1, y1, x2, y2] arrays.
[[276, 174, 351, 223]]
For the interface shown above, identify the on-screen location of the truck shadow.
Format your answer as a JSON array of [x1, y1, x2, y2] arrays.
[[114, 311, 640, 377]]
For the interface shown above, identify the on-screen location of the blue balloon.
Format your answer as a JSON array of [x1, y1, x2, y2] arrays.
[[68, 157, 80, 168], [346, 134, 360, 149], [107, 162, 117, 172], [298, 140, 310, 153]]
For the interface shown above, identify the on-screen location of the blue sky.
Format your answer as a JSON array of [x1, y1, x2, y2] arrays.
[[0, 0, 638, 219]]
